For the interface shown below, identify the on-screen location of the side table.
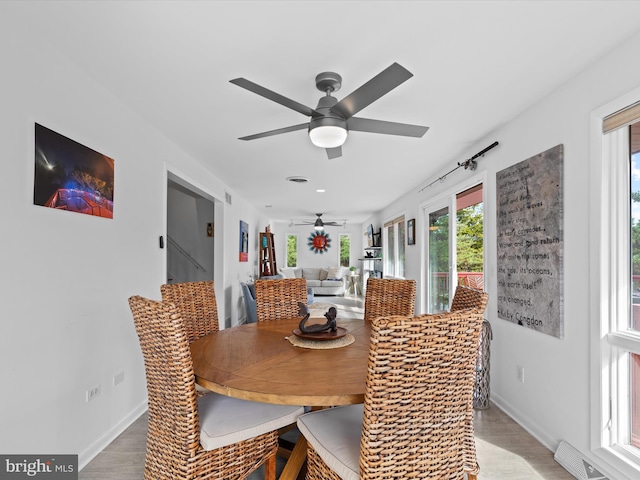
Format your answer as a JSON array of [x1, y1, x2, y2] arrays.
[[346, 274, 361, 296]]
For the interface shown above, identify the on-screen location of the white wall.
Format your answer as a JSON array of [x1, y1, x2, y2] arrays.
[[376, 28, 640, 480], [230, 205, 269, 326], [271, 222, 363, 271], [0, 14, 268, 467]]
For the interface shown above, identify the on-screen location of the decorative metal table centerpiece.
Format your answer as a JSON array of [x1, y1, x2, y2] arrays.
[[291, 302, 349, 341]]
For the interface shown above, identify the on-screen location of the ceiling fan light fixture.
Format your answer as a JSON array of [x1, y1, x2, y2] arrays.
[[309, 125, 348, 148], [314, 217, 324, 230]]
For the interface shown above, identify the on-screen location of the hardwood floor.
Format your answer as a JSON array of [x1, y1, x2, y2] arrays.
[[79, 403, 573, 479], [80, 295, 573, 479]]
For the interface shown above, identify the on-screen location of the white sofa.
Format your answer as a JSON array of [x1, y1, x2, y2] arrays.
[[279, 266, 347, 296]]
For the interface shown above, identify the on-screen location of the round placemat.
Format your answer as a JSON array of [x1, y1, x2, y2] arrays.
[[286, 333, 355, 349]]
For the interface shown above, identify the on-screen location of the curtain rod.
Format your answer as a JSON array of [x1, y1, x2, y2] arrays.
[[418, 141, 499, 193]]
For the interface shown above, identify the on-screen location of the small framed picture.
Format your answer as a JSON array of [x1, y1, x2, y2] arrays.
[[407, 218, 415, 245]]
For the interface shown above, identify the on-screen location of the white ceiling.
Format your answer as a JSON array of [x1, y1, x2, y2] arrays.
[[7, 1, 640, 224]]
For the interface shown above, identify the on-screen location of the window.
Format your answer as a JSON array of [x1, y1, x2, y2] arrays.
[[632, 123, 640, 450], [594, 110, 640, 477], [384, 216, 405, 278], [339, 234, 350, 267], [457, 185, 484, 288], [424, 183, 484, 313], [286, 234, 297, 267]]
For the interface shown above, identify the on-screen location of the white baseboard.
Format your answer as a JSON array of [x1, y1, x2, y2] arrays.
[[78, 400, 148, 471]]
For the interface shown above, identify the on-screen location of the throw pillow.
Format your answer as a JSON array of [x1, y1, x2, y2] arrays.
[[303, 268, 321, 280], [326, 266, 344, 280], [279, 268, 295, 279], [319, 269, 328, 280]]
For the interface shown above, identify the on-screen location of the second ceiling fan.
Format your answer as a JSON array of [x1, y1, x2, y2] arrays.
[[294, 213, 343, 230], [230, 62, 429, 159]]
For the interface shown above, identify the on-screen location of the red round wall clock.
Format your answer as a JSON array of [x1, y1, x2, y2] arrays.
[[308, 231, 331, 254]]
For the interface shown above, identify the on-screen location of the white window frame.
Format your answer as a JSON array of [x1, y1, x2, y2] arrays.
[[590, 93, 640, 479], [384, 215, 405, 278], [419, 174, 485, 314]]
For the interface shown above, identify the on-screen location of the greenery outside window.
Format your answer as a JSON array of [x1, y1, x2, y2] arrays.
[[339, 234, 350, 267], [286, 234, 297, 267]]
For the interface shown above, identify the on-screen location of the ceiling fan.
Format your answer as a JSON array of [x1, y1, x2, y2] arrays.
[[230, 62, 429, 159], [292, 213, 344, 230]]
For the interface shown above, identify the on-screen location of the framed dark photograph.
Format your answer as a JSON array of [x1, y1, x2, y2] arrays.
[[407, 218, 415, 245], [34, 123, 114, 219]]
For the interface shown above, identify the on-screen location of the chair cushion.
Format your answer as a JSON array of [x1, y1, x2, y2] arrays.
[[198, 393, 304, 450], [297, 404, 363, 480]]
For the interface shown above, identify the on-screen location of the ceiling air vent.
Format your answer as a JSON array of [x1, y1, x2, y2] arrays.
[[286, 176, 309, 184]]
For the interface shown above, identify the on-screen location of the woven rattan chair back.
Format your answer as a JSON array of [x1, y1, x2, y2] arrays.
[[254, 278, 308, 322], [466, 274, 484, 290], [160, 281, 219, 343], [450, 285, 489, 313], [450, 285, 489, 479], [363, 277, 416, 321], [128, 295, 278, 480], [306, 308, 485, 480]]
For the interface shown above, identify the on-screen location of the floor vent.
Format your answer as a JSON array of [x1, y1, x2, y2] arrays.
[[554, 440, 608, 479]]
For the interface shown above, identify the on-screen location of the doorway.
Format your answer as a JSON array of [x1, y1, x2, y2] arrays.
[[166, 176, 216, 284], [424, 183, 484, 313]]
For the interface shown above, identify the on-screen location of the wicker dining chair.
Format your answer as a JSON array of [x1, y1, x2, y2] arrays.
[[466, 274, 484, 290], [254, 278, 308, 322], [297, 308, 485, 480], [450, 284, 489, 314], [450, 285, 489, 479], [128, 295, 304, 480], [363, 277, 416, 321], [160, 280, 219, 343]]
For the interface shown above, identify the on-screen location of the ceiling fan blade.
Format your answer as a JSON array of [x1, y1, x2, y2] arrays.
[[239, 122, 309, 141], [330, 63, 413, 120], [326, 146, 342, 159], [348, 117, 429, 137], [230, 78, 321, 117]]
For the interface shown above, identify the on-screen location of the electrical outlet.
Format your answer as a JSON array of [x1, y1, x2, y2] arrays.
[[516, 365, 525, 383], [86, 384, 101, 402], [113, 371, 125, 386]]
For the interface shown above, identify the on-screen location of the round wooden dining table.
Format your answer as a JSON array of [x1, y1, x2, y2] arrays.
[[190, 316, 370, 480]]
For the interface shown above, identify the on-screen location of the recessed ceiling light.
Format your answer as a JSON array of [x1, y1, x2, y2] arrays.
[[286, 176, 309, 183], [316, 189, 326, 193], [265, 205, 272, 208]]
